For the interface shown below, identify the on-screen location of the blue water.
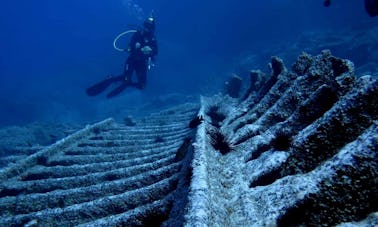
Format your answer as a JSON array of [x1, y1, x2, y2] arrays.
[[0, 0, 374, 126]]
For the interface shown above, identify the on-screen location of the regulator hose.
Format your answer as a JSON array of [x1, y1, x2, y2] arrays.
[[113, 30, 137, 52]]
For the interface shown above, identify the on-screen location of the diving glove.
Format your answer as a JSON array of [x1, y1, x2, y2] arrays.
[[141, 46, 153, 55]]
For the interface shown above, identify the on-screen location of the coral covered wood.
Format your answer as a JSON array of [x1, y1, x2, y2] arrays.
[[0, 51, 377, 226]]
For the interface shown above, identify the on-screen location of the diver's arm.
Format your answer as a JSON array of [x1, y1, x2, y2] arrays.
[[127, 32, 140, 52], [151, 38, 158, 57], [150, 39, 158, 62], [142, 38, 158, 59]]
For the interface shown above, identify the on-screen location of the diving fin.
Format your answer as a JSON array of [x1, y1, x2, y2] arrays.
[[106, 83, 128, 98], [86, 76, 117, 96], [106, 82, 140, 98]]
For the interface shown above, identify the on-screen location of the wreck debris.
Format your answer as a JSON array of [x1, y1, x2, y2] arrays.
[[0, 51, 376, 226], [186, 50, 377, 226]]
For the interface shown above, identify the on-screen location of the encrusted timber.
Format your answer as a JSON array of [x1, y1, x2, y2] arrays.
[[148, 103, 200, 119], [243, 121, 378, 226], [244, 76, 378, 185], [183, 95, 241, 225], [0, 162, 180, 215], [230, 76, 330, 146], [236, 51, 377, 177], [238, 81, 343, 160], [228, 57, 294, 128], [280, 75, 378, 175], [0, 175, 178, 226], [19, 148, 177, 180], [0, 103, 199, 226], [238, 52, 378, 224], [77, 196, 173, 226], [241, 56, 287, 105], [0, 118, 114, 181], [337, 212, 378, 227], [184, 96, 214, 225], [276, 121, 378, 226], [184, 51, 378, 225], [229, 51, 355, 145], [240, 70, 266, 101]]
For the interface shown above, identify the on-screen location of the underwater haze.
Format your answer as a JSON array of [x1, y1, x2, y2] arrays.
[[0, 0, 375, 127]]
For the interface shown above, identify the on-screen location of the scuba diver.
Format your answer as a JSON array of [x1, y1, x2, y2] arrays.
[[86, 16, 158, 98], [324, 0, 378, 17]]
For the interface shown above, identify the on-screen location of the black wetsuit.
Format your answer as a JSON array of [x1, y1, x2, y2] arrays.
[[124, 30, 158, 89], [86, 30, 158, 98]]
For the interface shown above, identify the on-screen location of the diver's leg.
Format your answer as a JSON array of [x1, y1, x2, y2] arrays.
[[124, 58, 134, 84], [135, 60, 148, 89], [106, 70, 135, 98], [106, 82, 128, 98], [86, 75, 123, 96]]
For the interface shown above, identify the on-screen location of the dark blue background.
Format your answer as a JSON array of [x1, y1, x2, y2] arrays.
[[0, 0, 372, 126]]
